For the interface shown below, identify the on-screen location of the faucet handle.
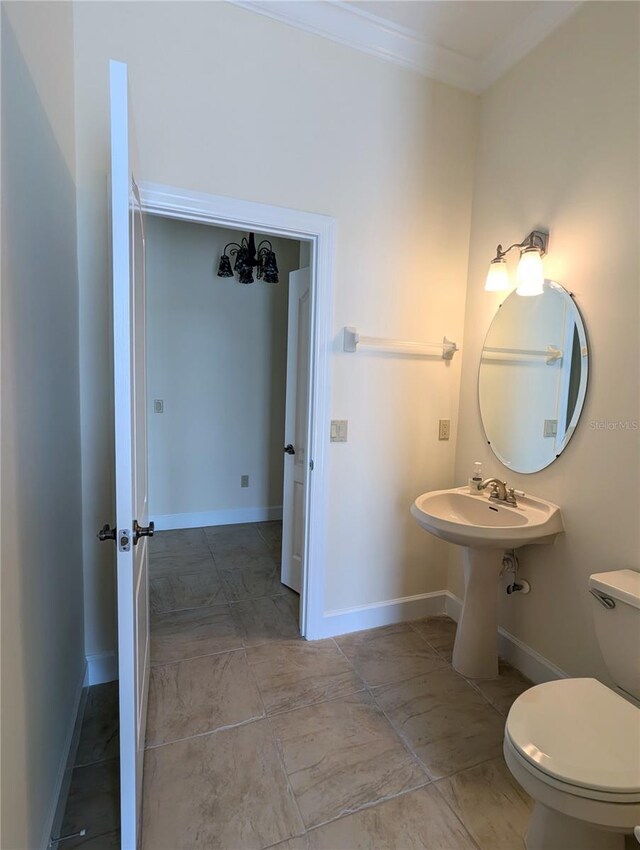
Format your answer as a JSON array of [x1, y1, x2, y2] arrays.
[[506, 487, 525, 506]]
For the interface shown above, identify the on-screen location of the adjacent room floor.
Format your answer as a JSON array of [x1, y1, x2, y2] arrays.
[[62, 521, 537, 849]]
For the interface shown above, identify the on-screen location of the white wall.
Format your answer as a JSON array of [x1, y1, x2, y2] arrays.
[[453, 1, 640, 681], [73, 0, 478, 655], [1, 3, 85, 847], [146, 217, 300, 526]]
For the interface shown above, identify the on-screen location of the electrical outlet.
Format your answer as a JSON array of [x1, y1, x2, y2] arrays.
[[154, 399, 164, 414], [438, 419, 451, 441], [241, 475, 249, 488]]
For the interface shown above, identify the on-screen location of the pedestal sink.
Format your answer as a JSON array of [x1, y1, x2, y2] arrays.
[[411, 487, 563, 679]]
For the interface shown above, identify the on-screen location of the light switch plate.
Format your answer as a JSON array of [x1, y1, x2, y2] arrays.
[[241, 475, 249, 488], [438, 419, 451, 441], [330, 420, 348, 442], [543, 419, 558, 438], [154, 399, 164, 414]]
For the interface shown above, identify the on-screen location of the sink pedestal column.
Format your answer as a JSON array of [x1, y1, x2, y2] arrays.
[[452, 547, 504, 679]]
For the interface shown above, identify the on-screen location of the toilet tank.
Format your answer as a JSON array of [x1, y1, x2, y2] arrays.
[[589, 570, 640, 700]]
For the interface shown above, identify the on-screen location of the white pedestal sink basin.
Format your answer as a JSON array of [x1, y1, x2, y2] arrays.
[[411, 487, 563, 679]]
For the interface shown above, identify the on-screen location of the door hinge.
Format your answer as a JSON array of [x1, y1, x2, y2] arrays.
[[309, 459, 314, 471], [119, 529, 131, 552]]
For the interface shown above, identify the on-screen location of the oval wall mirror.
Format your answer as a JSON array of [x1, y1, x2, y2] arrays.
[[479, 280, 589, 473]]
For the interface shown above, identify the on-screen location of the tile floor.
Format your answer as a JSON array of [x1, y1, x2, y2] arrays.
[[63, 522, 539, 849], [60, 681, 121, 848], [142, 522, 536, 850]]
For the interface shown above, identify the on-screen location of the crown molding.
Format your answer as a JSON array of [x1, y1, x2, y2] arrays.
[[227, 0, 583, 94], [229, 0, 478, 91]]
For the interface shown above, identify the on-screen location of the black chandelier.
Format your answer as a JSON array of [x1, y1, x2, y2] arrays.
[[217, 232, 279, 284]]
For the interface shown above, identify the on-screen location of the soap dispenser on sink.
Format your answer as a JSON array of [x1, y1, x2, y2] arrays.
[[468, 462, 483, 494]]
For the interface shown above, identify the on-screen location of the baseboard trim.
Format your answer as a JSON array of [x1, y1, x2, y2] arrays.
[[444, 591, 569, 684], [314, 590, 447, 639], [151, 506, 283, 531], [85, 651, 118, 686], [44, 661, 87, 850]]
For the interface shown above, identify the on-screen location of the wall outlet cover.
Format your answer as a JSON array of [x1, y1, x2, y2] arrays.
[[154, 399, 164, 414], [241, 475, 249, 488], [438, 419, 451, 441]]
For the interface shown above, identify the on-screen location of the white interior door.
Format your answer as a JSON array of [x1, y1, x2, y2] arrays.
[[110, 60, 150, 850], [281, 267, 311, 594]]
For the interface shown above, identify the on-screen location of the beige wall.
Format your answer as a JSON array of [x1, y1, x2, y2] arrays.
[[146, 218, 300, 522], [73, 0, 478, 655], [1, 3, 85, 847], [453, 1, 640, 681]]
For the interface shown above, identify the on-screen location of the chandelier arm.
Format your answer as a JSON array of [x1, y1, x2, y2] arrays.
[[224, 241, 242, 257]]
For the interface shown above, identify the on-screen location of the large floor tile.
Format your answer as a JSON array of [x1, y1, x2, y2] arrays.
[[63, 831, 120, 849], [150, 569, 227, 614], [142, 719, 304, 850], [265, 837, 309, 850], [219, 559, 287, 601], [204, 522, 260, 539], [151, 604, 243, 665], [205, 524, 270, 558], [435, 756, 532, 850], [270, 691, 427, 828], [212, 541, 275, 571], [468, 660, 532, 715], [149, 550, 216, 579], [75, 681, 119, 767], [246, 639, 363, 715], [306, 785, 477, 850], [410, 616, 457, 661], [62, 759, 120, 840], [335, 623, 447, 687], [373, 667, 505, 779], [233, 594, 300, 647], [256, 521, 282, 553], [149, 527, 210, 557], [146, 650, 264, 746]]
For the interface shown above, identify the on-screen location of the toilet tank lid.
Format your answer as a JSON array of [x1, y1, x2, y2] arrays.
[[589, 570, 640, 610]]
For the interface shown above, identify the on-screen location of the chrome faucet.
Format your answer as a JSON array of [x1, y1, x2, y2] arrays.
[[480, 478, 519, 506]]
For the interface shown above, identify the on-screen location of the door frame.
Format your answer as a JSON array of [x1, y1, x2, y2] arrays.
[[138, 182, 335, 639]]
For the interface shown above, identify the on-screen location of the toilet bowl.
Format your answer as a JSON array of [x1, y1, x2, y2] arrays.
[[504, 570, 640, 849], [505, 678, 640, 849]]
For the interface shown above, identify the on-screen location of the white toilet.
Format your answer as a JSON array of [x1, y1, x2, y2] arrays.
[[504, 569, 640, 850]]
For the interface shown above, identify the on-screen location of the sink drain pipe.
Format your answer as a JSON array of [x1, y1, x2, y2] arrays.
[[502, 550, 530, 595]]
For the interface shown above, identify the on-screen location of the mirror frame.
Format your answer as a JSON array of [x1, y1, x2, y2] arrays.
[[478, 280, 589, 473]]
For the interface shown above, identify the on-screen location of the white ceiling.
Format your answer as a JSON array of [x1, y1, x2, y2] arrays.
[[230, 0, 582, 92]]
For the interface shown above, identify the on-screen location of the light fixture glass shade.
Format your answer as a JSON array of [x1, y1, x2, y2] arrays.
[[217, 254, 234, 277], [485, 259, 510, 292], [516, 248, 544, 296]]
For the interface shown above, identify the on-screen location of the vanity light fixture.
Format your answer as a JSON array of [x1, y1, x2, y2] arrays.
[[217, 232, 279, 284], [484, 230, 549, 296]]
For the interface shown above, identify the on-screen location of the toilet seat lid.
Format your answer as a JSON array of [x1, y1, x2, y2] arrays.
[[506, 678, 640, 795]]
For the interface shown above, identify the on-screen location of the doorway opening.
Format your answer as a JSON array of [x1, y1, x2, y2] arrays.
[[139, 182, 335, 640], [145, 215, 307, 633]]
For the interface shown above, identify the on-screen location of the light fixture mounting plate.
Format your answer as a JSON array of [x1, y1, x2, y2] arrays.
[[527, 229, 549, 256]]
